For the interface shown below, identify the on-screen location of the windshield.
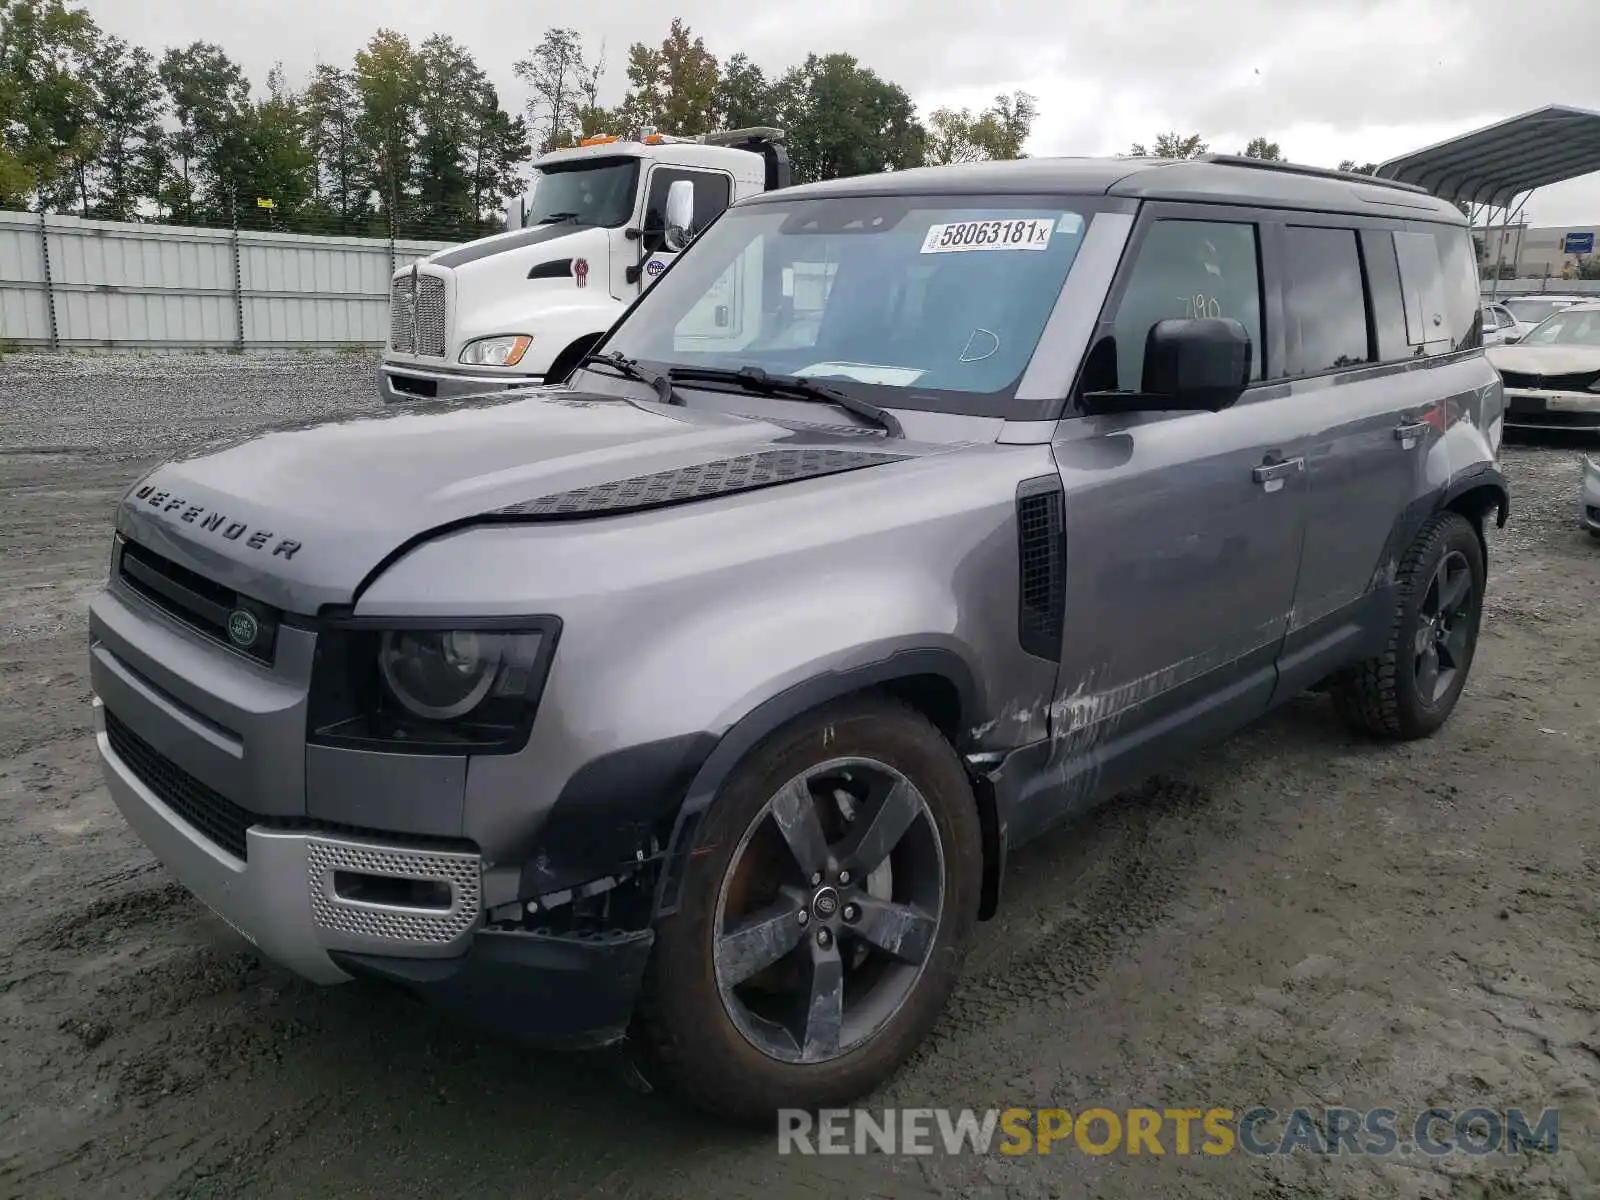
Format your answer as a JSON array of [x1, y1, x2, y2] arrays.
[[523, 158, 639, 229], [1522, 308, 1600, 346], [600, 193, 1097, 417], [1503, 298, 1580, 324]]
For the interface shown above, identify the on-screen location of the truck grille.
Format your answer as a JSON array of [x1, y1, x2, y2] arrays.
[[116, 538, 279, 666], [388, 274, 447, 358], [105, 710, 254, 860]]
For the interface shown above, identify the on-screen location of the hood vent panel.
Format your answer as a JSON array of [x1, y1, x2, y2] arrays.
[[491, 447, 910, 519]]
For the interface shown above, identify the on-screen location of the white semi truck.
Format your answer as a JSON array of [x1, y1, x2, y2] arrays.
[[380, 126, 792, 402]]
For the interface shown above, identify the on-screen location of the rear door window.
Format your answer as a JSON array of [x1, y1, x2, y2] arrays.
[[1281, 226, 1371, 375]]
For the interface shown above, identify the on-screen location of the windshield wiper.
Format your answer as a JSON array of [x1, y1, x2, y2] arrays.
[[533, 212, 585, 225], [579, 350, 685, 406], [666, 365, 904, 438]]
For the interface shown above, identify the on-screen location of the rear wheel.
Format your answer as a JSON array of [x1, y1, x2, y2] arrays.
[[1332, 511, 1485, 740], [635, 698, 981, 1122]]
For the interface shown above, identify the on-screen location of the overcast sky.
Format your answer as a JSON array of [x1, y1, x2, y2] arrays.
[[90, 0, 1600, 227]]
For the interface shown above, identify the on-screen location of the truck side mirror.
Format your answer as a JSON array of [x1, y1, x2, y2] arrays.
[[663, 179, 695, 252]]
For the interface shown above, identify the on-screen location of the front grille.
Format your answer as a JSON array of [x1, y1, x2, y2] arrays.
[[1016, 477, 1066, 661], [387, 274, 448, 358], [116, 538, 279, 666], [105, 710, 254, 860], [388, 278, 414, 353], [1499, 369, 1599, 392], [415, 276, 446, 357]]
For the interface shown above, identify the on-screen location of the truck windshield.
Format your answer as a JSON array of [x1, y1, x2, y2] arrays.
[[600, 193, 1097, 418], [523, 158, 639, 229]]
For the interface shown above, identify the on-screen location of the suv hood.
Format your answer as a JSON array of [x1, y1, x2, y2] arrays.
[[115, 391, 923, 615], [1486, 344, 1600, 377]]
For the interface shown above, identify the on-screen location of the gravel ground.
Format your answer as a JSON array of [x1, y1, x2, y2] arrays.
[[1, 353, 1598, 1199]]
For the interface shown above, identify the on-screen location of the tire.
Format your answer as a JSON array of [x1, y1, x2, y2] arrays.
[[634, 696, 982, 1123], [1332, 511, 1486, 740]]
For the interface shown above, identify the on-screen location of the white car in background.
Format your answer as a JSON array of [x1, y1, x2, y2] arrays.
[[1485, 300, 1600, 435], [1481, 302, 1517, 345], [1499, 294, 1590, 342]]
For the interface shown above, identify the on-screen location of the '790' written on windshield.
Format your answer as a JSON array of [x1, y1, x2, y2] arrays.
[[920, 218, 1054, 253]]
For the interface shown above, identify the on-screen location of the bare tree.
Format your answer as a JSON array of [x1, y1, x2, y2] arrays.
[[514, 28, 588, 153]]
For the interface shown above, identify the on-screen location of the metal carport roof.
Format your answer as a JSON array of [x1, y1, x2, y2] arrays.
[[1374, 105, 1600, 208]]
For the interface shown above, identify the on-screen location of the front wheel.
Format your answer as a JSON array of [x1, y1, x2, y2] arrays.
[[1332, 511, 1486, 740], [635, 698, 982, 1122]]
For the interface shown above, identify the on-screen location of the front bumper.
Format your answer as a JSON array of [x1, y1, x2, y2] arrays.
[[1582, 457, 1600, 535], [1503, 388, 1600, 432], [94, 693, 654, 1048], [95, 697, 482, 983], [380, 360, 543, 403]]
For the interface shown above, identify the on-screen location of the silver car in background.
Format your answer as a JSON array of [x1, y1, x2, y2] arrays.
[[1500, 294, 1590, 342]]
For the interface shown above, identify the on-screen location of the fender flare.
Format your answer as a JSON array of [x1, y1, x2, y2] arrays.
[[650, 647, 981, 918], [1438, 461, 1510, 529]]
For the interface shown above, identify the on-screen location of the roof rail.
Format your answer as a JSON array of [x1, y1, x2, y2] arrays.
[[1197, 153, 1434, 196]]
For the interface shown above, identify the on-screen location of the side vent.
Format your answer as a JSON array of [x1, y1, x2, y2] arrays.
[[1016, 476, 1066, 661]]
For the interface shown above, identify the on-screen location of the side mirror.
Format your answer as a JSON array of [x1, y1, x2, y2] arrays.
[[1082, 318, 1252, 415], [1503, 334, 1522, 344], [663, 179, 695, 252]]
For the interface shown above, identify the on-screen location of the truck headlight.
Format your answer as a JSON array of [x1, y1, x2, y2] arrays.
[[308, 618, 560, 755], [459, 335, 533, 367]]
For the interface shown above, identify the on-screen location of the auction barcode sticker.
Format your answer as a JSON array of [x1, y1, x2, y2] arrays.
[[920, 218, 1054, 253]]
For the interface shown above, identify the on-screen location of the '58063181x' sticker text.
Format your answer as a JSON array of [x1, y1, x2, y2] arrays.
[[920, 218, 1054, 254]]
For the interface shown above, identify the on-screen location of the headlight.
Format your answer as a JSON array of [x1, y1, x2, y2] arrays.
[[308, 619, 560, 755], [459, 335, 533, 367]]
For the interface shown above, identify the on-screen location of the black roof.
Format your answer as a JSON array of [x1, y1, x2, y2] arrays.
[[742, 154, 1466, 223]]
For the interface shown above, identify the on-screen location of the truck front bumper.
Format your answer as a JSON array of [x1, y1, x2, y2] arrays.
[[380, 361, 543, 403], [95, 695, 653, 1048]]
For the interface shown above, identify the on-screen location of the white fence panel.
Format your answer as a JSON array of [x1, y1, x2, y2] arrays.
[[0, 210, 456, 351]]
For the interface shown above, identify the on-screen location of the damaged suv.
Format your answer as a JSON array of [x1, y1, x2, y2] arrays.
[[90, 155, 1507, 1121]]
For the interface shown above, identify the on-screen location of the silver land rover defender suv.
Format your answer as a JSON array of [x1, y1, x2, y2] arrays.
[[89, 154, 1508, 1122]]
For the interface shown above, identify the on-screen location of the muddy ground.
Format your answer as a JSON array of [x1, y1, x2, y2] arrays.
[[1, 354, 1598, 1199]]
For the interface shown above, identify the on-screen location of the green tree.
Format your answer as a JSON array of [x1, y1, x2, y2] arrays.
[[620, 18, 720, 136], [1242, 136, 1283, 161], [303, 64, 365, 232], [1129, 131, 1208, 159], [777, 53, 924, 184], [236, 64, 315, 229], [464, 87, 528, 229], [414, 35, 481, 234], [1337, 159, 1377, 174], [353, 29, 421, 229], [716, 51, 773, 130], [515, 27, 586, 153], [83, 34, 164, 219], [158, 41, 250, 222], [0, 0, 99, 209], [925, 90, 1038, 165]]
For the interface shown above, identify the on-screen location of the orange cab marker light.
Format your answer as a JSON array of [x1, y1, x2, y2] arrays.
[[579, 134, 618, 146]]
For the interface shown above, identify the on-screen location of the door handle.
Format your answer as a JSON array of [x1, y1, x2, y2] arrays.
[[1394, 421, 1431, 448], [1252, 456, 1305, 488]]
